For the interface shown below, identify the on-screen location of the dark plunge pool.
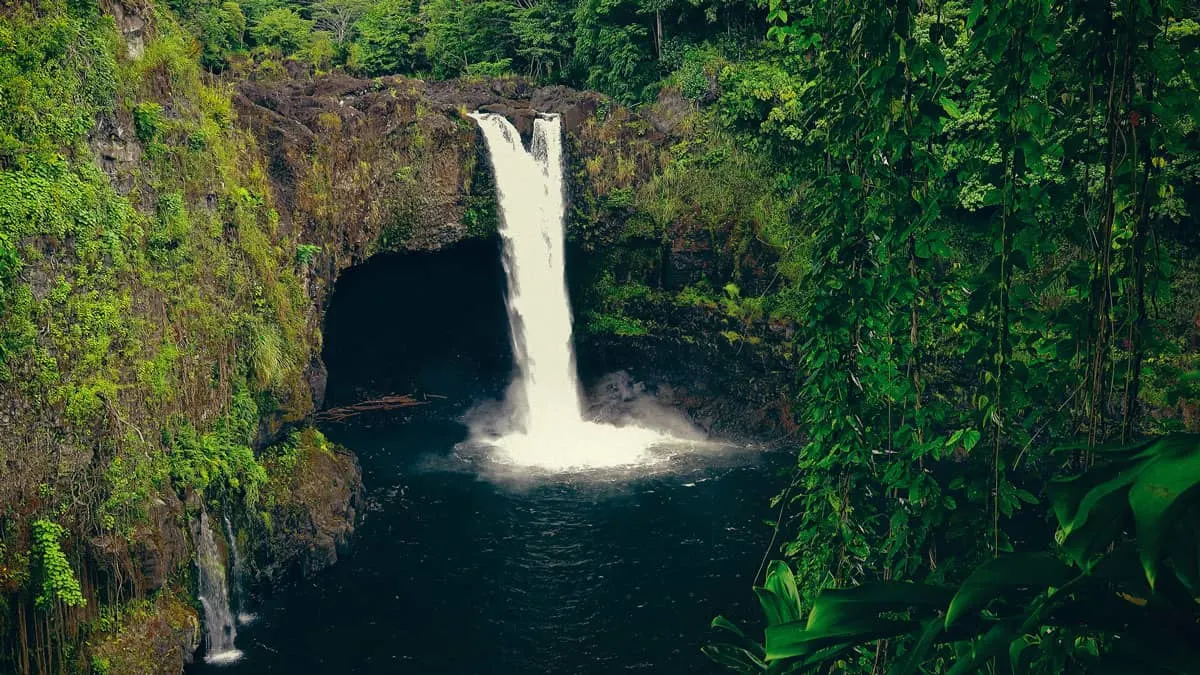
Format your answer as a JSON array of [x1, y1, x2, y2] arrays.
[[193, 418, 783, 674]]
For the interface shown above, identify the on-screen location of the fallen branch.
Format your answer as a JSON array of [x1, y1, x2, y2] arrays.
[[315, 393, 443, 422]]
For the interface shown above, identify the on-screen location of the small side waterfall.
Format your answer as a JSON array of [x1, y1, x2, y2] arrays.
[[196, 507, 242, 664], [222, 514, 255, 626], [470, 112, 668, 469]]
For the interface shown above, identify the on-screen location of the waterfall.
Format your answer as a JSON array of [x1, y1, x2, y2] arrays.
[[471, 113, 583, 432], [222, 514, 255, 627], [470, 112, 667, 469], [196, 507, 242, 665]]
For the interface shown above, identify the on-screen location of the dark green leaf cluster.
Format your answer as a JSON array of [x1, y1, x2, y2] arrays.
[[165, 0, 768, 102], [719, 0, 1200, 616], [709, 434, 1200, 673]]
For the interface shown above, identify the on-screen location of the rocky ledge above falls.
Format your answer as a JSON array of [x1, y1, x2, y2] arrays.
[[233, 76, 629, 262], [233, 75, 676, 265]]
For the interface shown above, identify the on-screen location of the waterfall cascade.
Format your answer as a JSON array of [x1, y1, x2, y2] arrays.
[[196, 507, 242, 664], [469, 112, 668, 469], [222, 514, 255, 626]]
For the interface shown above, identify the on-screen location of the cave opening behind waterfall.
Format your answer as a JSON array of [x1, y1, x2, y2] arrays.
[[320, 237, 514, 416]]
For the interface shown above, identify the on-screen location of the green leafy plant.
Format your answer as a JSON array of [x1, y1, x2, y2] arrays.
[[295, 243, 322, 265], [465, 58, 515, 78], [30, 520, 85, 610], [708, 434, 1200, 673], [132, 102, 164, 143], [250, 7, 312, 53]]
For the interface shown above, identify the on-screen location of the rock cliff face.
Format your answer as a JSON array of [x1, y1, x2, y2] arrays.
[[89, 592, 201, 675], [230, 75, 653, 408], [254, 430, 365, 582]]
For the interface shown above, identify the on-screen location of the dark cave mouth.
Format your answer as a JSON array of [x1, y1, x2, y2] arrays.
[[320, 238, 515, 416]]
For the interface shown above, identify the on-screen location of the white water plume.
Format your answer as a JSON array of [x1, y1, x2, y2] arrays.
[[222, 514, 256, 627], [196, 507, 242, 665], [468, 111, 690, 470]]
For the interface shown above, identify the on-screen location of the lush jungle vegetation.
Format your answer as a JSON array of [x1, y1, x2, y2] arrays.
[[2, 0, 1199, 672]]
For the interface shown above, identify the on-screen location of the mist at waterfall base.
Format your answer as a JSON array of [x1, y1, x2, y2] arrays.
[[191, 419, 783, 674]]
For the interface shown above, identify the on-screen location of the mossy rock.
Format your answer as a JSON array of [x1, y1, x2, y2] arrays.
[[88, 591, 200, 675]]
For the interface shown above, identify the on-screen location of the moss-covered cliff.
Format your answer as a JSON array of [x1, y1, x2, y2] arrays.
[[0, 2, 351, 670]]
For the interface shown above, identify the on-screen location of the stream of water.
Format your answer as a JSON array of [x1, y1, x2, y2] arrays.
[[196, 506, 242, 665], [467, 112, 677, 469]]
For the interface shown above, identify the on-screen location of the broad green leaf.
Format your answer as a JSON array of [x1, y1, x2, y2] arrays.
[[1127, 439, 1200, 586], [753, 587, 792, 627], [807, 582, 951, 634], [1059, 489, 1131, 569], [1050, 459, 1130, 528], [765, 618, 918, 660], [1008, 635, 1035, 674], [711, 615, 746, 638], [763, 561, 801, 624], [702, 644, 768, 671], [1056, 465, 1143, 538], [962, 429, 981, 452], [939, 97, 963, 119], [709, 615, 767, 662], [945, 554, 1072, 629], [966, 0, 985, 27], [946, 618, 1022, 675], [891, 617, 945, 675]]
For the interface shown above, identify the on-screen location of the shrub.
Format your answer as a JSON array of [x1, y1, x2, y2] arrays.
[[132, 102, 164, 142], [250, 8, 312, 54], [295, 243, 321, 265]]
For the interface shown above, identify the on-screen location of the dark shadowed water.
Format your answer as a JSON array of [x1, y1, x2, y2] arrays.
[[194, 418, 783, 674]]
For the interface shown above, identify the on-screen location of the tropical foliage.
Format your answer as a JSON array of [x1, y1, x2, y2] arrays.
[[708, 434, 1200, 673], [164, 0, 766, 101]]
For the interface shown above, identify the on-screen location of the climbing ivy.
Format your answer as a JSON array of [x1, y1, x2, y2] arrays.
[[30, 520, 84, 610]]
